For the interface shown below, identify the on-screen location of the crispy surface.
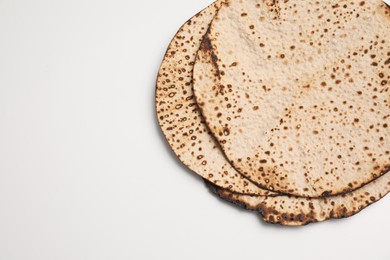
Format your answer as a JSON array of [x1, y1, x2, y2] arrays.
[[194, 0, 390, 197]]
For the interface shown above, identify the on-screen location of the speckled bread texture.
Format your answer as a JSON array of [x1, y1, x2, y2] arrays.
[[206, 171, 390, 226], [158, 0, 390, 226], [156, 1, 278, 195], [193, 0, 390, 197]]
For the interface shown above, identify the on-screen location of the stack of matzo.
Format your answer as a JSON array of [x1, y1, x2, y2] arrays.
[[156, 0, 390, 226]]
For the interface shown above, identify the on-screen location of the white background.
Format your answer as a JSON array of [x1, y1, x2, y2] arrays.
[[0, 0, 389, 259]]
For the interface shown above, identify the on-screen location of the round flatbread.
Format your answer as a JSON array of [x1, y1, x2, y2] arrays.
[[193, 0, 390, 197], [158, 0, 390, 226], [156, 1, 275, 195], [207, 172, 390, 226]]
